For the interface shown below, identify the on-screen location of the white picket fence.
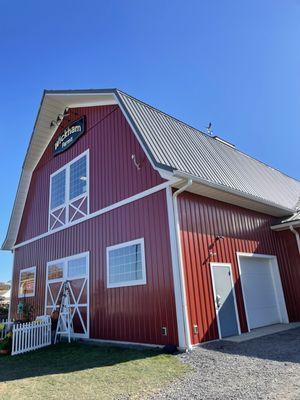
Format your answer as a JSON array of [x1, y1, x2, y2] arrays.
[[11, 318, 52, 356]]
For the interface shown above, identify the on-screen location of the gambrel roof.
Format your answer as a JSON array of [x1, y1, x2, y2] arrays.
[[2, 89, 300, 249]]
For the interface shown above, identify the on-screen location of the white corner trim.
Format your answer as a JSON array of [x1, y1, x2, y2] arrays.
[[165, 187, 186, 349], [210, 262, 241, 339], [172, 180, 193, 350], [13, 181, 172, 250], [8, 250, 15, 321], [18, 266, 37, 298], [106, 238, 146, 289]]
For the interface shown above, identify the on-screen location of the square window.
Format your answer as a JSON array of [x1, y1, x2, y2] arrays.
[[107, 239, 146, 288]]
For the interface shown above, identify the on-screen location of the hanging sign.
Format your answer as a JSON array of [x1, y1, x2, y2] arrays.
[[54, 117, 86, 155]]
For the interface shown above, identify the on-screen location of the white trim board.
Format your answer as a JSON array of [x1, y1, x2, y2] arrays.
[[236, 252, 289, 332], [13, 181, 172, 250], [81, 337, 164, 350], [210, 262, 241, 339]]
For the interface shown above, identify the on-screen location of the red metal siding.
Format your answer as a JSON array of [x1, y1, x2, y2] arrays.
[[11, 190, 178, 346], [16, 105, 163, 244], [178, 192, 300, 345]]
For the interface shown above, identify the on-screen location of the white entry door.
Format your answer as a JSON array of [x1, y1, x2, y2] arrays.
[[45, 252, 89, 338], [238, 254, 288, 330]]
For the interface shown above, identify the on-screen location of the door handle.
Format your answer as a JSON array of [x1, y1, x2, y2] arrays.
[[216, 294, 221, 309]]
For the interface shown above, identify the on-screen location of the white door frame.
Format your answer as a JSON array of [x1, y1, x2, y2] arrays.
[[210, 262, 241, 339], [44, 251, 90, 338], [236, 252, 289, 332]]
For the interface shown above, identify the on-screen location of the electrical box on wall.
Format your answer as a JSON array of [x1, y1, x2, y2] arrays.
[[161, 327, 168, 336]]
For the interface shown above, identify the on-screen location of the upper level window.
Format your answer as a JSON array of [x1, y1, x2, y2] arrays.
[[18, 267, 36, 298], [51, 169, 66, 209], [70, 155, 87, 200], [106, 238, 146, 288], [49, 150, 89, 230]]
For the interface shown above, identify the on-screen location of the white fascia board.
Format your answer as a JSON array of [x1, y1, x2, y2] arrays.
[[271, 221, 300, 231], [174, 171, 296, 217]]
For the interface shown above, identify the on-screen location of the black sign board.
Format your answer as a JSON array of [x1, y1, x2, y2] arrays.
[[54, 117, 86, 155]]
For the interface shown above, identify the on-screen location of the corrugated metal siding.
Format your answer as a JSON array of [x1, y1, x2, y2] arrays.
[[16, 105, 164, 244], [11, 190, 178, 346], [118, 90, 300, 210], [178, 192, 300, 344]]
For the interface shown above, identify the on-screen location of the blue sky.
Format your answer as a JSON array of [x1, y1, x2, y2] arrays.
[[1, 0, 300, 282]]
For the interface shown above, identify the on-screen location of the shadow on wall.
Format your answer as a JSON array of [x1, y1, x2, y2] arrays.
[[200, 326, 300, 364]]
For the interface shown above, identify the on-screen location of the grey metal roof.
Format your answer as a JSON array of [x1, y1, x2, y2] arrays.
[[117, 90, 300, 211]]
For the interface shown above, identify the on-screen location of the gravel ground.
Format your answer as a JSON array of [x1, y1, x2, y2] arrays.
[[149, 327, 300, 400]]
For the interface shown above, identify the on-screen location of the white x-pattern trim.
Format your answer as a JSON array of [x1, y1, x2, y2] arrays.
[[45, 252, 89, 339], [69, 195, 88, 223], [50, 206, 66, 230]]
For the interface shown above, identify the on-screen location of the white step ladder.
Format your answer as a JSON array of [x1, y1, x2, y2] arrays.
[[54, 281, 74, 344]]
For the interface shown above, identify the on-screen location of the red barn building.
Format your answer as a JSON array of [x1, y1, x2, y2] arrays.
[[2, 89, 300, 350]]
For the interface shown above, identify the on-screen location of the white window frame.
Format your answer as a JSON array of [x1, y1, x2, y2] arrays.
[[48, 149, 90, 230], [18, 266, 36, 298], [106, 238, 147, 288]]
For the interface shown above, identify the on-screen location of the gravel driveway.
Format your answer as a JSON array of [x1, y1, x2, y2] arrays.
[[150, 327, 300, 400]]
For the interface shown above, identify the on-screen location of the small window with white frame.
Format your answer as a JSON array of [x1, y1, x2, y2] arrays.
[[18, 267, 36, 298], [107, 238, 146, 288], [49, 150, 89, 231]]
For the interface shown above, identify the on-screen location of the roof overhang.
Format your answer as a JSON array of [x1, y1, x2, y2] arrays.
[[271, 220, 300, 231], [172, 171, 295, 218]]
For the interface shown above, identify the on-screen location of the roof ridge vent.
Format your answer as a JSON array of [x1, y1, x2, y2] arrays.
[[213, 136, 235, 149]]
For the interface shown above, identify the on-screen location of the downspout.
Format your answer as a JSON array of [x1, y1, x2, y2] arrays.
[[290, 225, 300, 254], [173, 179, 193, 350]]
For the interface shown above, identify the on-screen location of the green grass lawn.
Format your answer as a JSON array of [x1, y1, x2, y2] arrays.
[[0, 343, 189, 400]]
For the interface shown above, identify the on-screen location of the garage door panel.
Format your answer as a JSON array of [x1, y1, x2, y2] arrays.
[[248, 307, 280, 329], [240, 256, 281, 330]]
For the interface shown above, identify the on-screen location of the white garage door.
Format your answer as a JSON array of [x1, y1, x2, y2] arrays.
[[239, 256, 284, 330]]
